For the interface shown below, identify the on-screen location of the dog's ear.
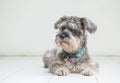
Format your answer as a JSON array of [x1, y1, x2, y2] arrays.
[[54, 16, 67, 29], [81, 17, 97, 34]]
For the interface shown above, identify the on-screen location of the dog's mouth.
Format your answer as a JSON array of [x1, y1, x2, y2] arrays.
[[55, 37, 68, 45], [55, 36, 80, 53], [61, 41, 69, 45], [55, 37, 70, 47]]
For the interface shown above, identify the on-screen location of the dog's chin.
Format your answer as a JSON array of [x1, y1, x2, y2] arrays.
[[55, 37, 71, 53], [60, 41, 71, 52]]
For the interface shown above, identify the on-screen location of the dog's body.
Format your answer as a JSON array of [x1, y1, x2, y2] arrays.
[[43, 16, 99, 76]]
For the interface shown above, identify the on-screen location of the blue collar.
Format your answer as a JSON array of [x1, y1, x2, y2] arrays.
[[64, 48, 85, 58]]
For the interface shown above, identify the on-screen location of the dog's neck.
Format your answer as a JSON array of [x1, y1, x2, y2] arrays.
[[63, 48, 86, 59]]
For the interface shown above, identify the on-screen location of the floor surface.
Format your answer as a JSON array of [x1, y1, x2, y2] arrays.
[[0, 55, 120, 83]]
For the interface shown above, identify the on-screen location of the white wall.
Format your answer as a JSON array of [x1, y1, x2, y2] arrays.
[[0, 0, 120, 56]]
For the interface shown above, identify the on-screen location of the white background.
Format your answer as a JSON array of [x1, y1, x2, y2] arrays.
[[0, 0, 120, 56]]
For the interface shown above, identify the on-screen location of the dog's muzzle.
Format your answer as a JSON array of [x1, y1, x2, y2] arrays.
[[59, 32, 68, 40]]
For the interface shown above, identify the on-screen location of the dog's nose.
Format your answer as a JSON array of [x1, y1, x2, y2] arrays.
[[59, 33, 65, 40]]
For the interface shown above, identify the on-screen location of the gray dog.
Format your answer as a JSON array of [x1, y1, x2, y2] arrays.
[[43, 16, 99, 76]]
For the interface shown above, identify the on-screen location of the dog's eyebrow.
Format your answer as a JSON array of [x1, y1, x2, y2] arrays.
[[68, 28, 77, 32], [60, 25, 69, 31], [61, 26, 66, 30]]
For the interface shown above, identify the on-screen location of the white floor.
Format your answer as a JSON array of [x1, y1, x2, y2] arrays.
[[0, 55, 120, 83]]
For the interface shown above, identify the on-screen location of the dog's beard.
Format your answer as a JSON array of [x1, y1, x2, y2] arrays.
[[55, 35, 81, 53], [55, 36, 70, 52]]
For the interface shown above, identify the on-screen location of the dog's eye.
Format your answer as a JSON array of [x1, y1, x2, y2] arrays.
[[61, 26, 66, 31], [68, 28, 81, 36], [68, 28, 73, 32]]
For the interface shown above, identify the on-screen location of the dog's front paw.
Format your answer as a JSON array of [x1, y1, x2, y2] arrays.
[[81, 69, 93, 76], [54, 67, 70, 76]]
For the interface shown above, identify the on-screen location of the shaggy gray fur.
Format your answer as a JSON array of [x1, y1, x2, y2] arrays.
[[43, 16, 99, 76]]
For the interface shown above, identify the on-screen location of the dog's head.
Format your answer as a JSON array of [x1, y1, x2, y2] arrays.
[[55, 16, 97, 53]]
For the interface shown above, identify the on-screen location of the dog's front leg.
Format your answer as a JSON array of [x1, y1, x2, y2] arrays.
[[80, 61, 99, 76], [49, 59, 70, 76]]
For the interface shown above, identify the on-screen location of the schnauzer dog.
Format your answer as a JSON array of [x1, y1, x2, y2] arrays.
[[43, 16, 99, 76]]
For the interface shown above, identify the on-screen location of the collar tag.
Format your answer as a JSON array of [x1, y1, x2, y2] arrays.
[[65, 61, 71, 66]]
